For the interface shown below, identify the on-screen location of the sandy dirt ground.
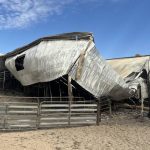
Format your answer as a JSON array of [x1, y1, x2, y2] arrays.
[[0, 109, 150, 150]]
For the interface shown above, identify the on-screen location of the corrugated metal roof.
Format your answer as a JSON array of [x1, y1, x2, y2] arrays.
[[107, 55, 150, 60], [5, 32, 93, 58], [107, 56, 150, 78]]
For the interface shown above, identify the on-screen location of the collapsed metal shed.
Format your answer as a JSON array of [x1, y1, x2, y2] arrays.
[[107, 56, 150, 100], [2, 32, 133, 100]]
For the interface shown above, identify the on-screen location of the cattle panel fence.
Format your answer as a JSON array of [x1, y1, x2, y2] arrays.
[[0, 97, 105, 131]]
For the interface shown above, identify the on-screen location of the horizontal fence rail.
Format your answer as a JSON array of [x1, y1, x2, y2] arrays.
[[0, 102, 38, 130], [39, 101, 97, 128], [0, 96, 107, 131]]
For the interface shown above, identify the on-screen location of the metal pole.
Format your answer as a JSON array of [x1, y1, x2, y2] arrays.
[[3, 71, 5, 90], [68, 75, 73, 126], [96, 98, 101, 125], [59, 83, 62, 101], [4, 104, 8, 129], [109, 98, 112, 116], [141, 98, 144, 117], [49, 83, 52, 102], [36, 98, 40, 129]]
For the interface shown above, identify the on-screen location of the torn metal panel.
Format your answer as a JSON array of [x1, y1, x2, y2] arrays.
[[69, 46, 130, 100]]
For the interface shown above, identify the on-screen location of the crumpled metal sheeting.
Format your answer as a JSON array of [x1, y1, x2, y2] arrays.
[[70, 46, 130, 100], [108, 56, 150, 99], [5, 39, 130, 101], [109, 84, 131, 100], [107, 56, 150, 79], [5, 40, 91, 86], [129, 78, 148, 99]]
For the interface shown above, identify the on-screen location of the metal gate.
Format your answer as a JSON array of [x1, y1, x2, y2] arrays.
[[39, 101, 97, 128], [0, 102, 38, 130], [0, 97, 98, 131]]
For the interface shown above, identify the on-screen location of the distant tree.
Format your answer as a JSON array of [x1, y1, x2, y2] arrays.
[[135, 54, 142, 57]]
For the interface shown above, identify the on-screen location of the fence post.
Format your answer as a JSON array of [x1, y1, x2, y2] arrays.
[[68, 99, 71, 126], [96, 98, 101, 126], [68, 75, 73, 126], [36, 98, 40, 129], [4, 104, 8, 129]]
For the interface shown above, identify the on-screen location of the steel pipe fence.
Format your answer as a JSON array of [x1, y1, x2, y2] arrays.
[[0, 97, 102, 131]]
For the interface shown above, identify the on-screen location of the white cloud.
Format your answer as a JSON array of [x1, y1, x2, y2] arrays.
[[0, 0, 123, 29], [0, 0, 74, 29]]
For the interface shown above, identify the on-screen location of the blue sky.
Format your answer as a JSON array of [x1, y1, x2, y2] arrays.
[[0, 0, 150, 59]]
